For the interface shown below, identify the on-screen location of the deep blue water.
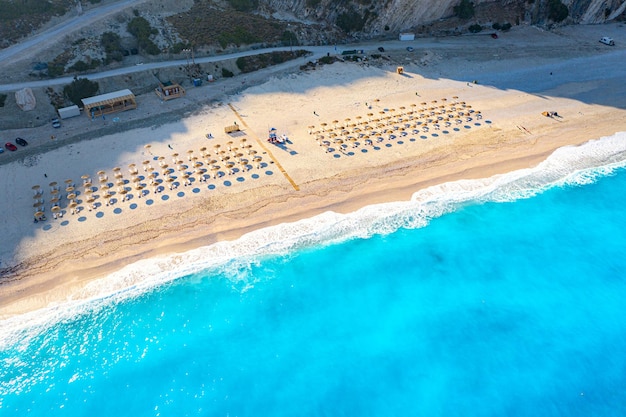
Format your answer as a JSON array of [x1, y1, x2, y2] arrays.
[[1, 136, 626, 416]]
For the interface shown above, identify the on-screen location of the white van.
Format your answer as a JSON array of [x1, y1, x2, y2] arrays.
[[599, 37, 615, 46]]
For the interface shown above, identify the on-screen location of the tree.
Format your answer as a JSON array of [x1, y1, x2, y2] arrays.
[[454, 0, 475, 19], [548, 0, 568, 22], [63, 77, 99, 107]]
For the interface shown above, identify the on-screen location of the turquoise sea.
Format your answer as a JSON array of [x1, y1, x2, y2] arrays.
[[1, 133, 626, 416]]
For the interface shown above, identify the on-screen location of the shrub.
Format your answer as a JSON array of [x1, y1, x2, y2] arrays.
[[469, 24, 482, 33], [319, 55, 334, 65], [101, 32, 122, 54], [492, 22, 501, 30], [337, 8, 367, 33], [0, 93, 7, 107], [222, 68, 234, 78], [501, 22, 512, 31], [69, 60, 90, 72], [548, 0, 568, 22], [281, 30, 298, 47], [228, 0, 258, 12], [63, 77, 99, 107], [236, 57, 248, 72], [454, 0, 475, 19], [127, 17, 156, 39]]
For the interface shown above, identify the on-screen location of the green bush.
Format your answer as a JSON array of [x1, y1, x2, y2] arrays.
[[492, 22, 501, 30], [548, 0, 568, 22], [0, 93, 7, 107], [454, 0, 475, 19], [101, 32, 122, 54], [170, 42, 189, 54], [0, 0, 66, 21], [469, 24, 482, 33], [222, 68, 234, 78], [306, 0, 321, 6], [236, 57, 248, 72], [127, 17, 156, 39], [281, 30, 298, 47], [228, 0, 258, 12], [63, 77, 99, 107], [217, 26, 260, 48], [501, 22, 512, 31], [336, 8, 367, 32], [69, 60, 90, 72]]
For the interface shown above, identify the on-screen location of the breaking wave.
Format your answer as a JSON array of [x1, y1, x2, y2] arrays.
[[1, 131, 626, 347]]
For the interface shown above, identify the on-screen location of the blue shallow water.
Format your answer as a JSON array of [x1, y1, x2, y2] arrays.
[[2, 144, 626, 416]]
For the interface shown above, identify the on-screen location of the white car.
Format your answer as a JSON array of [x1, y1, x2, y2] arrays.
[[599, 37, 615, 46], [51, 118, 61, 128]]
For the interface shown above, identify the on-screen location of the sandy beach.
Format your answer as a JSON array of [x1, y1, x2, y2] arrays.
[[1, 23, 626, 318]]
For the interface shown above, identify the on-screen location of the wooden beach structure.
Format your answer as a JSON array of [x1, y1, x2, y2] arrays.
[[155, 81, 185, 101], [82, 89, 137, 118]]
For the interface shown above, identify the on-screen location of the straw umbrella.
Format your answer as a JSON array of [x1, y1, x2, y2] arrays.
[[143, 160, 152, 171], [34, 210, 45, 221], [134, 183, 145, 198], [49, 181, 58, 192], [213, 144, 221, 155], [171, 153, 179, 164], [51, 205, 61, 219], [117, 187, 128, 202], [102, 189, 113, 206], [144, 144, 152, 155], [225, 161, 235, 175], [210, 164, 220, 179], [199, 147, 208, 157], [239, 158, 249, 172], [86, 195, 96, 211], [226, 141, 234, 151], [253, 156, 263, 169], [166, 176, 175, 190], [187, 149, 194, 161], [32, 184, 42, 196], [68, 201, 78, 215]]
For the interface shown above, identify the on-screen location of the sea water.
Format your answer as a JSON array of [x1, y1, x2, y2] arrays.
[[1, 133, 626, 417]]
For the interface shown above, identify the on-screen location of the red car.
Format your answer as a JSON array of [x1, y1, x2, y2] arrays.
[[5, 142, 17, 151]]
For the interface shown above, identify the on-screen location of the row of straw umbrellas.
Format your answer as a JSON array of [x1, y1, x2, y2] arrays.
[[30, 139, 265, 221], [308, 98, 481, 151]]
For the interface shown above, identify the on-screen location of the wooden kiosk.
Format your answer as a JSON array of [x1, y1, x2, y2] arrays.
[[155, 81, 185, 101]]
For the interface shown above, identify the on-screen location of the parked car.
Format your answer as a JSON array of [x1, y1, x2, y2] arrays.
[[599, 37, 615, 46], [51, 118, 61, 128], [5, 142, 17, 151], [15, 137, 28, 146]]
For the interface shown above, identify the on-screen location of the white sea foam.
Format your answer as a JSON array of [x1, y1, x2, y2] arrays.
[[2, 132, 626, 346]]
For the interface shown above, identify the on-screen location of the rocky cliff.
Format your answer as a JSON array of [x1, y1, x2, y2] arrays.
[[257, 0, 626, 39]]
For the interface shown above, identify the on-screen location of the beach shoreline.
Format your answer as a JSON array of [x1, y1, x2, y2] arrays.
[[2, 24, 626, 318]]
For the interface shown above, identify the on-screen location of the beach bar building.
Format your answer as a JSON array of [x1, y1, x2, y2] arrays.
[[155, 81, 185, 101], [81, 89, 137, 118]]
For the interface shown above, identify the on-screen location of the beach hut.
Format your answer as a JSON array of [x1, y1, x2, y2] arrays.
[[155, 81, 185, 101]]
